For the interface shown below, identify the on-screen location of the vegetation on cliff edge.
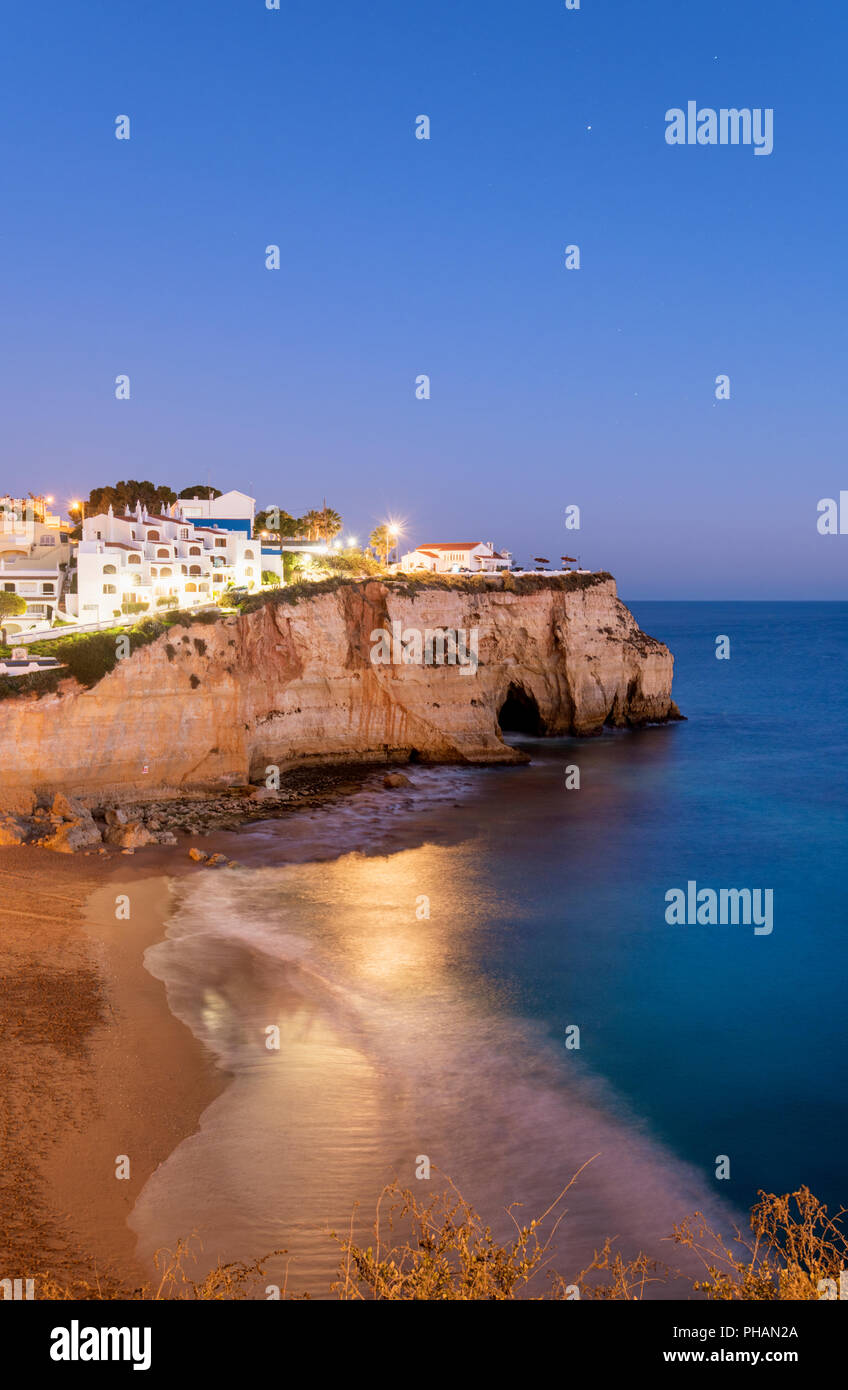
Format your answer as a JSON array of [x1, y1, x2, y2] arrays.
[[0, 572, 615, 702]]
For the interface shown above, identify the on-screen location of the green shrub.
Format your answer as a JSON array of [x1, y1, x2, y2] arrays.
[[0, 593, 27, 618]]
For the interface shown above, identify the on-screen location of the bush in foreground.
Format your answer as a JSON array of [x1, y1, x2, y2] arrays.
[[25, 1178, 848, 1301]]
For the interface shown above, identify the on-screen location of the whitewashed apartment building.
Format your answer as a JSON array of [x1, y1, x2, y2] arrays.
[[0, 498, 72, 634], [77, 495, 276, 624]]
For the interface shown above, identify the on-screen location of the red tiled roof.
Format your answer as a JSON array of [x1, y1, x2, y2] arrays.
[[417, 542, 482, 551], [103, 542, 143, 552]]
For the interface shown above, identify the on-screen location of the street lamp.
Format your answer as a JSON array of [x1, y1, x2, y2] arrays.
[[386, 521, 403, 565]]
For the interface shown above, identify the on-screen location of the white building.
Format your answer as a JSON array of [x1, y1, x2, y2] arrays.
[[400, 541, 512, 575], [0, 499, 72, 634], [76, 499, 269, 625], [176, 490, 255, 530]]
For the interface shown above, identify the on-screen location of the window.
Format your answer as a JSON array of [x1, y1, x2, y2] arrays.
[[103, 564, 117, 574], [215, 538, 227, 548], [128, 555, 141, 565], [157, 548, 170, 558], [147, 530, 160, 541], [160, 567, 172, 577], [185, 582, 197, 593], [180, 528, 189, 540], [103, 584, 117, 594], [244, 549, 254, 559], [189, 547, 201, 556], [40, 535, 55, 546], [42, 584, 54, 594], [244, 567, 253, 577], [189, 565, 202, 576]]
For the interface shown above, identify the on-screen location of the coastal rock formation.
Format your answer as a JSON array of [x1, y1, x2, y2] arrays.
[[0, 574, 682, 805]]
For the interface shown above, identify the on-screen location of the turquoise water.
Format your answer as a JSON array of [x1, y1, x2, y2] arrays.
[[488, 600, 848, 1214], [134, 602, 848, 1292]]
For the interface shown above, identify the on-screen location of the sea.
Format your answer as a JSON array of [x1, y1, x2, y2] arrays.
[[131, 601, 848, 1297]]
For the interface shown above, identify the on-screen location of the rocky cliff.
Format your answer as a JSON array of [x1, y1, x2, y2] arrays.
[[0, 574, 681, 808]]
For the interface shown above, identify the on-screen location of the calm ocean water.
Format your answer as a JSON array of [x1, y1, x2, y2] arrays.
[[133, 601, 848, 1296]]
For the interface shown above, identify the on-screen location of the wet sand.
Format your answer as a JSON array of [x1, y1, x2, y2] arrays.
[[0, 845, 222, 1295]]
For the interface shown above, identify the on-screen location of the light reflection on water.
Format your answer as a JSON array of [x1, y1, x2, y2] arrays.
[[133, 786, 734, 1299]]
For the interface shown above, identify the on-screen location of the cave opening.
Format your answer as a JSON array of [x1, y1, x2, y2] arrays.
[[497, 682, 546, 736]]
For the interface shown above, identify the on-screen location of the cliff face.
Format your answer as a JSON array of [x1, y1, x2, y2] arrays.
[[0, 575, 681, 806]]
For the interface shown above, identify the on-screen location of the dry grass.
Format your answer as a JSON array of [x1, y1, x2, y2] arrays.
[[21, 1180, 847, 1301]]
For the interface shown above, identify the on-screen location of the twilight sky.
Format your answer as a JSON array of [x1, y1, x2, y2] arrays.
[[2, 0, 845, 598]]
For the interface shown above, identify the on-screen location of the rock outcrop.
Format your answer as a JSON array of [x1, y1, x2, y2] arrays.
[[0, 574, 682, 805]]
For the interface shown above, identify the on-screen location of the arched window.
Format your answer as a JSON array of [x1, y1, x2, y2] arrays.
[[103, 584, 117, 595], [128, 554, 141, 565], [189, 547, 202, 556], [157, 547, 170, 558], [103, 564, 117, 575], [244, 567, 253, 577], [244, 549, 255, 560], [147, 530, 160, 542], [189, 564, 202, 576], [160, 567, 172, 578], [185, 582, 197, 593]]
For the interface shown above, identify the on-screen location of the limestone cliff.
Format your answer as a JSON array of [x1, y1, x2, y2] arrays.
[[0, 574, 682, 806]]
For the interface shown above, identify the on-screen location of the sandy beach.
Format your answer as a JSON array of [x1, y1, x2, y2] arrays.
[[0, 844, 222, 1296]]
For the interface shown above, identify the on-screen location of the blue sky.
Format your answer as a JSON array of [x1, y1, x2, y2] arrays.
[[2, 1, 845, 597]]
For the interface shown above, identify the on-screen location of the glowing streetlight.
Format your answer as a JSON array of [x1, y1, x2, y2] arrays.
[[381, 518, 404, 566], [347, 535, 357, 548]]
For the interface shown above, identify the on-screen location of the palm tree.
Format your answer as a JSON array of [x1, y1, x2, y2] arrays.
[[301, 510, 323, 542], [369, 524, 398, 566], [316, 507, 342, 543]]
